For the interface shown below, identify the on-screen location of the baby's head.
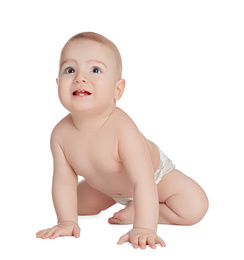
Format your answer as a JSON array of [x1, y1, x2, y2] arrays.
[[59, 32, 122, 80], [57, 32, 125, 114]]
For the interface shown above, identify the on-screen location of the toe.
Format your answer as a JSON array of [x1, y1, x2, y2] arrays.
[[108, 217, 121, 225]]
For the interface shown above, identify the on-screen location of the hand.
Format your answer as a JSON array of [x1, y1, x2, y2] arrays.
[[117, 228, 166, 249], [36, 221, 80, 239]]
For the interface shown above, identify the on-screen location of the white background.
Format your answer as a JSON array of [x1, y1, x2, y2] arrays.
[[1, 0, 243, 259]]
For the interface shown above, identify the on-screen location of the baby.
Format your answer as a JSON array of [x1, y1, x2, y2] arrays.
[[36, 32, 209, 249]]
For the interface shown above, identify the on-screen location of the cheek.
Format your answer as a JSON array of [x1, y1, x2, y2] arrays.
[[97, 84, 115, 101], [58, 82, 70, 103], [58, 87, 66, 107], [58, 84, 64, 97], [97, 77, 116, 96], [58, 78, 70, 93]]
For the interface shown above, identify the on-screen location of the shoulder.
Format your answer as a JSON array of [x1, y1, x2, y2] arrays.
[[50, 114, 73, 147], [113, 107, 140, 135], [112, 108, 143, 149]]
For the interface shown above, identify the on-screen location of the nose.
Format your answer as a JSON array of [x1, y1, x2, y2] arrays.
[[73, 73, 88, 84]]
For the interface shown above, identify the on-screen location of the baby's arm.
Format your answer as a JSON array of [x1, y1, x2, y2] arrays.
[[36, 128, 80, 239], [117, 122, 165, 249]]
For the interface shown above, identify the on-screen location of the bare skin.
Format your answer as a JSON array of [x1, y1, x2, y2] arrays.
[[36, 36, 209, 249], [108, 169, 209, 226]]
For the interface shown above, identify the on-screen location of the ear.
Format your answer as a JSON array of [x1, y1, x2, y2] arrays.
[[114, 79, 126, 100], [56, 78, 59, 85]]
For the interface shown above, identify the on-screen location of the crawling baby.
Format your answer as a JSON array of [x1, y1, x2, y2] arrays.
[[36, 32, 208, 249]]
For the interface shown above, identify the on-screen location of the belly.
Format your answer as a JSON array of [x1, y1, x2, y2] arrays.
[[84, 168, 135, 198]]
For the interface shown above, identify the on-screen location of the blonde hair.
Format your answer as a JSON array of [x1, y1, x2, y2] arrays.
[[63, 32, 122, 78]]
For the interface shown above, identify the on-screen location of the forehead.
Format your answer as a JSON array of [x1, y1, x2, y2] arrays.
[[60, 39, 115, 64]]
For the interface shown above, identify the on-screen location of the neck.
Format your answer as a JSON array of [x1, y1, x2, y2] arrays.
[[70, 105, 116, 132]]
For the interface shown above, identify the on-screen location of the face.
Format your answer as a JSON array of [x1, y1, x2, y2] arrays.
[[57, 39, 125, 116]]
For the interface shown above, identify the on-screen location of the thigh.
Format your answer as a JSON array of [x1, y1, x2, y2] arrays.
[[78, 179, 116, 215], [157, 169, 207, 202], [157, 169, 209, 222], [158, 169, 208, 225]]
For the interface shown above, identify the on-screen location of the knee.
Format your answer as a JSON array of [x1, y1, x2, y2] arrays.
[[181, 192, 209, 226]]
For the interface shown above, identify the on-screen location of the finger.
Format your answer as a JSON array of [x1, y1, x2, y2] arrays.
[[49, 230, 61, 239], [36, 228, 50, 237], [36, 230, 43, 236], [37, 229, 50, 239], [73, 225, 80, 238], [39, 231, 49, 239], [43, 228, 57, 239], [138, 236, 147, 250], [36, 230, 45, 237], [155, 236, 166, 247], [147, 237, 157, 249], [131, 237, 139, 249], [117, 233, 129, 245], [50, 229, 64, 239]]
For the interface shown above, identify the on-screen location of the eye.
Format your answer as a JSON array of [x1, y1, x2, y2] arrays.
[[65, 67, 75, 74], [90, 67, 102, 74]]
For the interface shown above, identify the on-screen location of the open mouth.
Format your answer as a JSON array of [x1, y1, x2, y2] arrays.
[[72, 90, 92, 97]]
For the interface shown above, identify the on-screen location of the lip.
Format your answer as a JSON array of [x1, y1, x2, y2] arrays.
[[72, 88, 92, 97]]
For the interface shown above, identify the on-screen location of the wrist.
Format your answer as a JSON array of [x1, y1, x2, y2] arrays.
[[133, 226, 157, 233], [58, 220, 78, 226]]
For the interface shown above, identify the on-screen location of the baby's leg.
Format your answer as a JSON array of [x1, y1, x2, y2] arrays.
[[78, 180, 116, 215], [109, 169, 208, 225], [157, 169, 209, 225]]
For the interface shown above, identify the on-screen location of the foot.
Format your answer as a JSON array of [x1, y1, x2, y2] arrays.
[[108, 201, 134, 225]]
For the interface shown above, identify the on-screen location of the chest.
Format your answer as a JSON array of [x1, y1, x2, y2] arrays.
[[62, 133, 122, 178]]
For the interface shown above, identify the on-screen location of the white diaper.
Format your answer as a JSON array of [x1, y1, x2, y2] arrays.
[[113, 141, 175, 206]]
